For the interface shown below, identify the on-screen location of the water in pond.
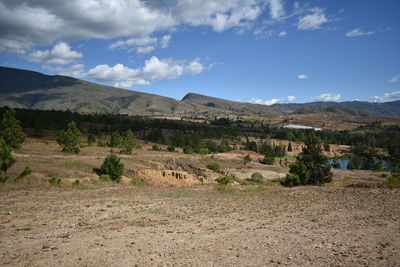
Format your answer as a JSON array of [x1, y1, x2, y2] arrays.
[[327, 158, 393, 170]]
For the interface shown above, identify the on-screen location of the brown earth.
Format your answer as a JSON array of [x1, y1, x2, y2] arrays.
[[0, 184, 399, 266], [1, 138, 399, 266]]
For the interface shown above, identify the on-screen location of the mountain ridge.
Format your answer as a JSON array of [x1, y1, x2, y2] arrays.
[[1, 66, 400, 117]]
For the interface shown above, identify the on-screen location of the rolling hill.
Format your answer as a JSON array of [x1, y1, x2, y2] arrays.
[[1, 66, 400, 117]]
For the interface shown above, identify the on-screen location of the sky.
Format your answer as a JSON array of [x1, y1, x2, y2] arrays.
[[0, 0, 400, 105]]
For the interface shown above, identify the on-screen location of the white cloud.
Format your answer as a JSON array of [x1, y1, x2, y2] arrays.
[[297, 8, 328, 30], [278, 31, 287, 37], [312, 93, 341, 102], [345, 28, 374, 37], [253, 26, 273, 39], [28, 42, 82, 65], [160, 35, 172, 48], [109, 34, 172, 54], [136, 46, 155, 54], [84, 56, 205, 88], [243, 95, 296, 105], [388, 74, 400, 83], [268, 0, 285, 20], [0, 0, 276, 54], [44, 64, 85, 78], [109, 36, 158, 50], [297, 74, 308, 79], [371, 91, 400, 102]]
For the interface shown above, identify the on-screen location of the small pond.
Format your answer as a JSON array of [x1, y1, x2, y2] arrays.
[[327, 158, 394, 171]]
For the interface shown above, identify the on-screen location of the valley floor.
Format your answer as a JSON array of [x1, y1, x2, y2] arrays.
[[0, 185, 399, 266]]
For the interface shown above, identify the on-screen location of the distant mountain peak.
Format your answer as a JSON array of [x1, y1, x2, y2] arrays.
[[1, 66, 400, 118]]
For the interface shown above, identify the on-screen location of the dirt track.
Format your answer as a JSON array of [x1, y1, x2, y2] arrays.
[[1, 185, 399, 266]]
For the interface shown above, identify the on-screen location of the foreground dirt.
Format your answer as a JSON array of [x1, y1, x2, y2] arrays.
[[0, 185, 399, 266]]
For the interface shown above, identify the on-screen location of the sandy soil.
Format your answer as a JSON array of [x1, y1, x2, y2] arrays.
[[1, 184, 399, 267]]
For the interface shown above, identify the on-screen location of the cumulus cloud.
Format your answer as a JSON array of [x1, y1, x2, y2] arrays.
[[84, 56, 205, 88], [243, 95, 296, 105], [278, 31, 287, 37], [345, 28, 374, 37], [297, 74, 308, 79], [371, 91, 400, 102], [0, 0, 282, 54], [268, 0, 285, 20], [28, 42, 82, 65], [44, 64, 85, 78], [312, 93, 341, 102], [388, 74, 400, 83], [297, 8, 328, 30]]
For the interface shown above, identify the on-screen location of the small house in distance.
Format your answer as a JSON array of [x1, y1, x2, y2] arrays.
[[283, 124, 322, 131]]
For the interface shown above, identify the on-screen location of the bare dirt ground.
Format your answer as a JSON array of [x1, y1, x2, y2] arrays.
[[1, 138, 399, 266], [1, 184, 399, 267]]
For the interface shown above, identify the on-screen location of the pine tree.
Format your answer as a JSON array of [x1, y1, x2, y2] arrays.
[[56, 121, 81, 153], [0, 109, 25, 148], [0, 140, 31, 183], [282, 133, 332, 186], [120, 129, 136, 154], [109, 131, 122, 147], [297, 133, 332, 185], [100, 153, 124, 182]]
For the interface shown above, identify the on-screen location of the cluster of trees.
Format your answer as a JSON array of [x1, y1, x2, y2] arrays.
[[281, 133, 332, 187], [2, 107, 400, 161], [56, 122, 138, 154], [242, 139, 286, 157]]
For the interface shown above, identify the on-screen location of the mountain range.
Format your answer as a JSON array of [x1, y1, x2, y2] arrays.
[[1, 66, 399, 117]]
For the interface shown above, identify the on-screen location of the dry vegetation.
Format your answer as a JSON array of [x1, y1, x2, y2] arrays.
[[1, 138, 399, 266]]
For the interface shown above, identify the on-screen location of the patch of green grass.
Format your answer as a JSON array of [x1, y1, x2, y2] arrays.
[[59, 160, 95, 170], [387, 176, 400, 188], [131, 177, 147, 186], [214, 184, 235, 193], [274, 156, 296, 161]]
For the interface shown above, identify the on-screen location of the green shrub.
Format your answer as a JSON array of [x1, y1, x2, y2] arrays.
[[347, 159, 357, 170], [100, 153, 124, 182], [99, 174, 110, 182], [87, 134, 96, 145], [131, 177, 146, 186], [72, 179, 80, 186], [151, 145, 162, 151], [183, 146, 193, 154], [387, 176, 400, 188], [167, 145, 175, 152], [207, 162, 221, 171], [244, 154, 252, 162], [215, 175, 235, 185], [49, 177, 61, 186], [198, 148, 210, 154], [250, 172, 264, 183], [259, 155, 274, 165]]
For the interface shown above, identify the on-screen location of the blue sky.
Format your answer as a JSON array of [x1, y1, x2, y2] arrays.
[[0, 0, 399, 104]]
